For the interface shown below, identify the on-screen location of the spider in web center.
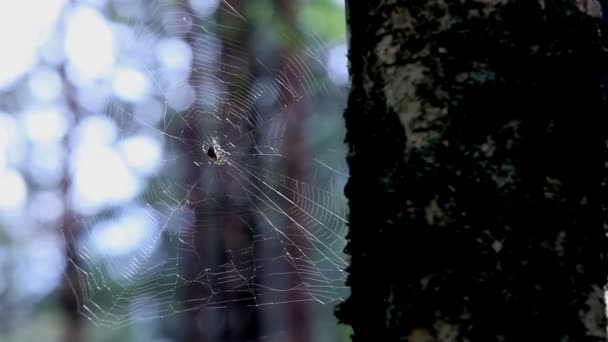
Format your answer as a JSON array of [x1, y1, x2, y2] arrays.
[[205, 138, 227, 165]]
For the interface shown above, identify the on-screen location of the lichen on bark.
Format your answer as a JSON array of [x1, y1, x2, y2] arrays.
[[338, 0, 608, 341]]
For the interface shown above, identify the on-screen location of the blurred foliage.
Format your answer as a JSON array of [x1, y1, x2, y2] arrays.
[[246, 0, 346, 45], [3, 307, 65, 342], [298, 0, 346, 42]]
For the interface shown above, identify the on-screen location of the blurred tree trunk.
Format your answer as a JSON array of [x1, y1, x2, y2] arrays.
[[337, 1, 608, 341], [216, 0, 263, 338], [181, 1, 261, 341], [58, 65, 83, 342], [273, 1, 313, 341]]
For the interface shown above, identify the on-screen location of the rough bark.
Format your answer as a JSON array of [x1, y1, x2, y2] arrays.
[[337, 0, 608, 341]]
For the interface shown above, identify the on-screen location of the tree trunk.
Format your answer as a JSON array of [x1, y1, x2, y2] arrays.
[[58, 62, 83, 342], [181, 1, 262, 341], [337, 0, 608, 341]]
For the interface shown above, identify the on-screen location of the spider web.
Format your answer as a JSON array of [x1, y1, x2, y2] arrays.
[[63, 0, 349, 328]]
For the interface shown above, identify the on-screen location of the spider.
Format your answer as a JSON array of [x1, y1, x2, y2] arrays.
[[207, 146, 219, 162], [205, 138, 227, 165]]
